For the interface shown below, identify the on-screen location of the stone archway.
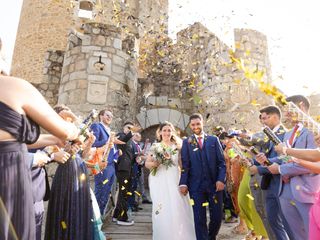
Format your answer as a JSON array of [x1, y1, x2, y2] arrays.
[[135, 108, 190, 131]]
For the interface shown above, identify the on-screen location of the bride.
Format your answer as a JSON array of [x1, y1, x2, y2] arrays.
[[145, 121, 196, 240]]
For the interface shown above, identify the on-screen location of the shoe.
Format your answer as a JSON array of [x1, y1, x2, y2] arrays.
[[142, 199, 152, 204], [116, 220, 134, 226], [112, 217, 117, 222]]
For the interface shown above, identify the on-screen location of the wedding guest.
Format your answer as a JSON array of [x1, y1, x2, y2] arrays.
[[45, 105, 93, 240], [112, 122, 139, 226], [0, 62, 78, 239], [260, 95, 319, 240], [249, 106, 293, 240], [90, 109, 119, 216]]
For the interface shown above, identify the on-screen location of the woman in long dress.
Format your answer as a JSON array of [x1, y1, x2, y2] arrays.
[[145, 122, 196, 240], [0, 68, 78, 238]]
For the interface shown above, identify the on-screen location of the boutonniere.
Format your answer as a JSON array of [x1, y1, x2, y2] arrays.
[[188, 137, 197, 147]]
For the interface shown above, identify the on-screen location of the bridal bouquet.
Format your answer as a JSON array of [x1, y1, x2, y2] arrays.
[[150, 143, 177, 176]]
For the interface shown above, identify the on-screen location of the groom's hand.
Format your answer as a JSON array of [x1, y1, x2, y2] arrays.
[[179, 186, 188, 196], [215, 181, 225, 191]]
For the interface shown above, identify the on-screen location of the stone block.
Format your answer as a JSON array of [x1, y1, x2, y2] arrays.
[[168, 98, 182, 109], [64, 80, 77, 91], [112, 65, 125, 74], [74, 60, 87, 71], [77, 80, 88, 89], [39, 83, 48, 91], [93, 51, 109, 58], [87, 81, 108, 104], [113, 38, 122, 49], [48, 84, 57, 91], [102, 47, 116, 54], [116, 50, 130, 60], [136, 112, 147, 129], [113, 55, 126, 66], [82, 35, 91, 45], [92, 35, 106, 46], [92, 28, 100, 34], [58, 92, 69, 104], [88, 75, 109, 82], [111, 73, 126, 84], [156, 96, 168, 106], [81, 46, 102, 53], [69, 71, 87, 81], [45, 91, 53, 98], [158, 108, 170, 123], [169, 110, 182, 128], [69, 89, 86, 104], [147, 96, 156, 106], [109, 80, 122, 90], [147, 109, 159, 127]]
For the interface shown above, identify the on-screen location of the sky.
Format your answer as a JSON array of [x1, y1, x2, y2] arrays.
[[1, 0, 319, 97]]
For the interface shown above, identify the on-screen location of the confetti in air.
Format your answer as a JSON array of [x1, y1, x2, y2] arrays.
[[103, 179, 109, 185], [134, 191, 141, 196], [296, 185, 301, 190], [61, 221, 67, 229], [121, 186, 126, 190], [246, 194, 254, 201], [202, 202, 209, 207], [189, 199, 195, 206], [80, 173, 86, 181], [127, 192, 132, 196], [290, 200, 296, 206]]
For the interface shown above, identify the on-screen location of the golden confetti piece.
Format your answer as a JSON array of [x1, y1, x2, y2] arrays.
[[254, 182, 259, 188], [121, 186, 125, 190], [124, 179, 128, 184], [80, 173, 86, 181], [202, 202, 209, 207], [127, 192, 132, 196], [72, 155, 76, 160], [214, 197, 218, 204], [103, 179, 109, 185], [61, 221, 67, 229], [246, 194, 254, 200], [296, 185, 301, 190], [290, 200, 296, 206], [189, 199, 195, 206], [120, 210, 125, 217], [134, 191, 141, 197], [193, 148, 199, 152]]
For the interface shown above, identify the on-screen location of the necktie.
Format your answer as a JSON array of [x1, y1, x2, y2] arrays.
[[198, 137, 203, 149], [288, 125, 299, 146]]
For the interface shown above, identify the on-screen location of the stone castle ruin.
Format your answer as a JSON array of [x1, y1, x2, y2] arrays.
[[11, 0, 274, 138]]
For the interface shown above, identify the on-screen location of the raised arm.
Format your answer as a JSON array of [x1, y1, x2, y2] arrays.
[[1, 77, 78, 140]]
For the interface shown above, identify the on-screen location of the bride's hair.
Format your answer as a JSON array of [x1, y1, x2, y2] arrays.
[[156, 121, 182, 148]]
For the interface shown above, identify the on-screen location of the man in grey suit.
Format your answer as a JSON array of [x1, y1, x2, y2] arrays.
[[251, 106, 293, 240], [262, 95, 320, 240]]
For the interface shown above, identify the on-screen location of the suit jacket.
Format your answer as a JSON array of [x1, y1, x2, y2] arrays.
[[257, 125, 286, 191], [179, 134, 226, 193], [91, 122, 109, 148], [90, 122, 119, 164], [116, 131, 134, 172], [270, 126, 320, 203]]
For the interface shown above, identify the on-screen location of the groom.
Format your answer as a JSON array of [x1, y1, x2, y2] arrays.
[[179, 113, 226, 240]]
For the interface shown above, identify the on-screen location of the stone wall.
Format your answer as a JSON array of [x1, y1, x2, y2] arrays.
[[33, 50, 64, 106], [58, 22, 138, 130], [175, 23, 274, 132], [11, 0, 73, 83]]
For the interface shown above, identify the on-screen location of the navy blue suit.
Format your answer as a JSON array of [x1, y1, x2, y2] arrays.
[[257, 125, 294, 240], [179, 134, 226, 240], [91, 122, 118, 215]]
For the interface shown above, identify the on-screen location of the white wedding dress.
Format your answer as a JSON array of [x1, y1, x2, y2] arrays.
[[149, 143, 196, 240]]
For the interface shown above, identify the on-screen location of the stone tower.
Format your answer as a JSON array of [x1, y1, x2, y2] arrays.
[[11, 0, 168, 84]]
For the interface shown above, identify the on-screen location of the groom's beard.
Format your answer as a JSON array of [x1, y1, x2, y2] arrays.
[[192, 128, 202, 135]]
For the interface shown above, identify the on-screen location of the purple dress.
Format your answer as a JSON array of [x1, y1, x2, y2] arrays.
[[0, 101, 40, 240]]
